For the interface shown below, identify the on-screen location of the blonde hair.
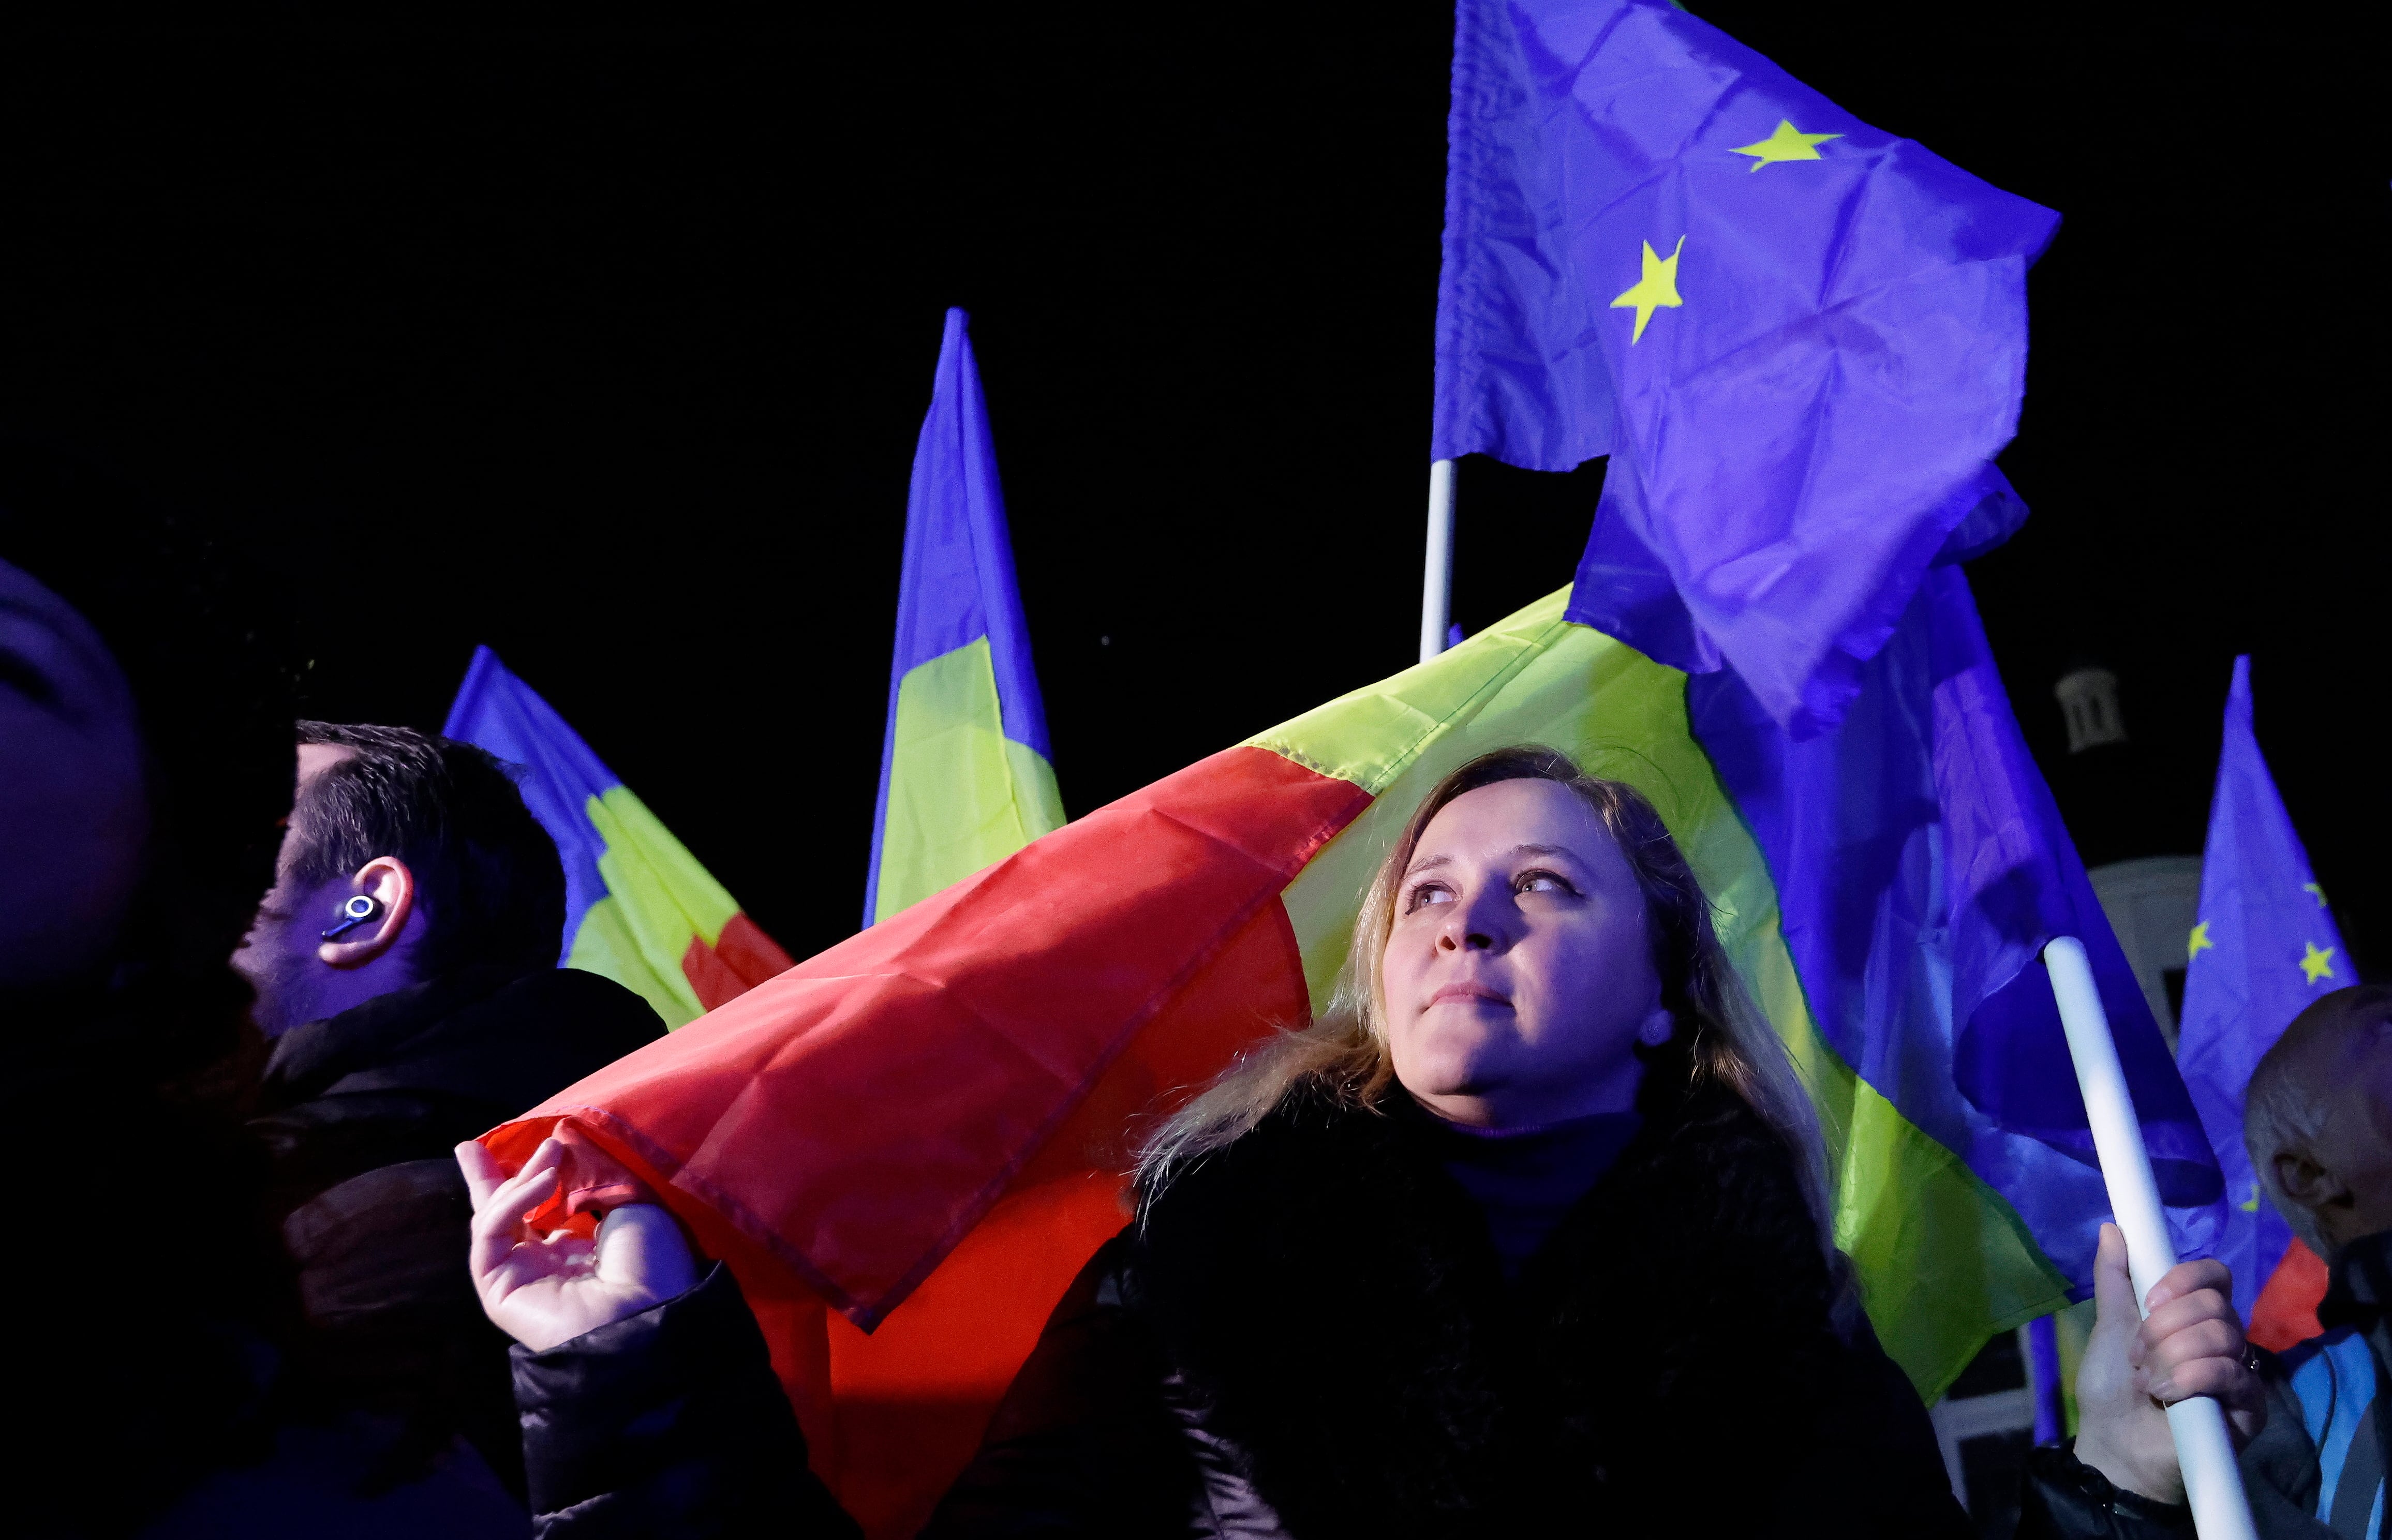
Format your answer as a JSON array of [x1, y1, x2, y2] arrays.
[[2246, 984, 2392, 1258], [1139, 746, 1830, 1239]]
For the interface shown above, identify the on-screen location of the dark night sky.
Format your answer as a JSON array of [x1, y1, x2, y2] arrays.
[[0, 9, 2382, 967]]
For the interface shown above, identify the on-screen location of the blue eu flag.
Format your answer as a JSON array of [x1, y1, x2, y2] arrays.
[[2179, 656, 2348, 1318], [1433, 0, 2054, 735]]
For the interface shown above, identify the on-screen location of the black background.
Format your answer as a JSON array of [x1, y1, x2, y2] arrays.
[[0, 8, 2381, 967]]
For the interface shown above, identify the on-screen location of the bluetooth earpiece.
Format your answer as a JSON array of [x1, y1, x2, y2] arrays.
[[321, 893, 382, 941]]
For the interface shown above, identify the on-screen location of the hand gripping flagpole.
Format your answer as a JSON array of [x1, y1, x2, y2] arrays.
[[1418, 459, 1457, 664], [2043, 937, 2257, 1540]]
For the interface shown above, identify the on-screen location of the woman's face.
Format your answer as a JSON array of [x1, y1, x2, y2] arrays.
[[1380, 778, 1671, 1129]]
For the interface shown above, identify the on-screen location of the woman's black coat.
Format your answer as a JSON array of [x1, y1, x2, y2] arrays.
[[514, 1078, 1970, 1537]]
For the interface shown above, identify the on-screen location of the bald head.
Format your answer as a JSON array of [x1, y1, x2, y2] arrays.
[[2247, 985, 2392, 1258]]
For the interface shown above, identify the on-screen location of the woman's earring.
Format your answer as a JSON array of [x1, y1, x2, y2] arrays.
[[1637, 1013, 1674, 1046]]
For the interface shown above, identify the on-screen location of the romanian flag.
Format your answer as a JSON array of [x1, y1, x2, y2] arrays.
[[865, 307, 1063, 927], [442, 648, 792, 1028], [484, 573, 2201, 1537]]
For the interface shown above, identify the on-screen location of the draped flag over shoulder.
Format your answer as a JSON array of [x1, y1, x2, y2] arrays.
[[2179, 657, 2345, 1337], [443, 648, 792, 1028], [1433, 0, 2051, 735], [865, 307, 1064, 927], [482, 584, 2219, 1535]]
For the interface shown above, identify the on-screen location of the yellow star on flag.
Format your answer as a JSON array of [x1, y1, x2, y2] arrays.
[[2304, 881, 2329, 908], [2301, 941, 2338, 984], [1730, 119, 1843, 171], [2187, 920, 2213, 961], [1610, 236, 1685, 345]]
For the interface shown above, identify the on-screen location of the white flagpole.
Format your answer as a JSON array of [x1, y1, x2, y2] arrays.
[[1418, 458, 1457, 664], [2042, 937, 2257, 1540]]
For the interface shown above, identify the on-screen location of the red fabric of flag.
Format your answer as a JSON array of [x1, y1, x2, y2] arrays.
[[484, 742, 1368, 1323], [2247, 1236, 2329, 1353], [481, 745, 1366, 1531]]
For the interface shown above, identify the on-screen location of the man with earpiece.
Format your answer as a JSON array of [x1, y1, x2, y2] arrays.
[[233, 722, 665, 1514]]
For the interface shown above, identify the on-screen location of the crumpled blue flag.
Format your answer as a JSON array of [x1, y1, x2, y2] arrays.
[[2178, 657, 2348, 1318], [1433, 0, 2055, 736], [1690, 564, 2224, 1294]]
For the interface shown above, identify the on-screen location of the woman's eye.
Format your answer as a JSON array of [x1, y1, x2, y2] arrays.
[[1407, 883, 1455, 912], [1516, 870, 1576, 896]]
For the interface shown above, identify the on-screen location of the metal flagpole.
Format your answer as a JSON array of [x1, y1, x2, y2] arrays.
[[1418, 459, 1457, 664], [2042, 937, 2258, 1540]]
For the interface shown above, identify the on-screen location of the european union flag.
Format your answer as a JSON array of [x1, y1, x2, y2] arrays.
[[2179, 656, 2348, 1319], [1433, 0, 2053, 735], [865, 308, 1064, 927]]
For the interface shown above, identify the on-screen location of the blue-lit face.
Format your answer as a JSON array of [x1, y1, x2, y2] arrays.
[[0, 558, 147, 986], [230, 742, 362, 1037], [1380, 778, 1670, 1129]]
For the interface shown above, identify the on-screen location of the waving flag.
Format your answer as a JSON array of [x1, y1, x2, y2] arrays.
[[865, 307, 1063, 926], [2179, 656, 2346, 1327], [1433, 0, 2054, 735], [442, 647, 792, 1028], [1688, 566, 2222, 1328]]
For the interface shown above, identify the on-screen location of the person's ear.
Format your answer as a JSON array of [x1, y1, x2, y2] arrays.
[[2274, 1149, 2351, 1224], [1636, 1005, 1674, 1047], [318, 857, 416, 970]]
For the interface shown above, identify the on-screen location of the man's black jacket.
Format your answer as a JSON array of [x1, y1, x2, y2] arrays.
[[251, 963, 663, 1494]]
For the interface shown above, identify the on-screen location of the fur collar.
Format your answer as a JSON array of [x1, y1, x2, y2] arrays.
[[1131, 1076, 1841, 1537]]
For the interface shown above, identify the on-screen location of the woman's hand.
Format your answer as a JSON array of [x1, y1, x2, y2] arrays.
[[2072, 1223, 2267, 1505], [457, 1137, 701, 1353]]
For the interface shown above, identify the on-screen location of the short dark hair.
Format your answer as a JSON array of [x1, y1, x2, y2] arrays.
[[288, 722, 564, 978]]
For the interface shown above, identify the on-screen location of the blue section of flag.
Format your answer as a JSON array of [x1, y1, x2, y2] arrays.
[[441, 646, 622, 964], [1687, 565, 2224, 1297], [864, 308, 1055, 927], [1432, 0, 2057, 736], [2179, 656, 2347, 1319]]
